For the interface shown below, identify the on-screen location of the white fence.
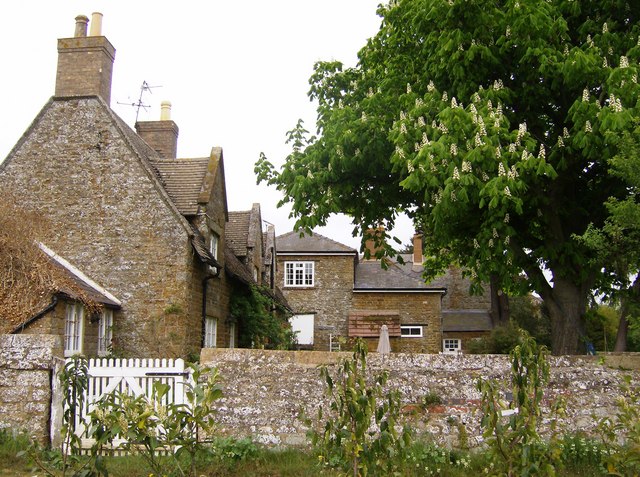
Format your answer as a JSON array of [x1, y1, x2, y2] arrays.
[[66, 358, 192, 451]]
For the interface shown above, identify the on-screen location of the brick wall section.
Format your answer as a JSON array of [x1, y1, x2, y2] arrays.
[[277, 254, 355, 351], [201, 348, 640, 448], [0, 98, 201, 358], [351, 292, 441, 353], [0, 335, 63, 444]]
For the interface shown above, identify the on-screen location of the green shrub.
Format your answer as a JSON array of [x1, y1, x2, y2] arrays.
[[307, 339, 412, 476], [477, 330, 565, 476]]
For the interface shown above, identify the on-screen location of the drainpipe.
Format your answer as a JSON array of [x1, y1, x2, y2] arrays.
[[11, 295, 59, 334]]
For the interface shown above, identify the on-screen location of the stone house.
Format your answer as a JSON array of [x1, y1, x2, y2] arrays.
[[276, 231, 491, 353], [0, 13, 242, 358]]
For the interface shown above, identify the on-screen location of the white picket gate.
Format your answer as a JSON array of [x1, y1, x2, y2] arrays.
[[68, 357, 193, 451]]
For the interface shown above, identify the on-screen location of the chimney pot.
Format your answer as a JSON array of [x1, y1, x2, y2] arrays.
[[160, 101, 172, 120], [89, 12, 103, 36], [74, 15, 89, 37]]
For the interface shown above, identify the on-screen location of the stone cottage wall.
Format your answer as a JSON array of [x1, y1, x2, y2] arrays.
[[0, 335, 62, 444], [201, 348, 640, 448], [0, 98, 196, 358]]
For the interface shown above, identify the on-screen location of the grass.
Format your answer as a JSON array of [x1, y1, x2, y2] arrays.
[[0, 430, 611, 477]]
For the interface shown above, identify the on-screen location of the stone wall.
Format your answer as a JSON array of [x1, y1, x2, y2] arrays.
[[0, 335, 62, 444], [201, 348, 640, 448]]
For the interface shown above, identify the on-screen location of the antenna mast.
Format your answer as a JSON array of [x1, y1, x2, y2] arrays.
[[117, 81, 162, 122]]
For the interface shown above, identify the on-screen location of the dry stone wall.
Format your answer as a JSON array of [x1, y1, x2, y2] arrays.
[[202, 348, 640, 448], [0, 335, 63, 444]]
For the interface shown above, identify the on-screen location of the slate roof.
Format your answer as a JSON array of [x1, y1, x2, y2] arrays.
[[277, 231, 357, 254], [354, 260, 446, 292], [442, 310, 492, 332], [152, 158, 210, 215]]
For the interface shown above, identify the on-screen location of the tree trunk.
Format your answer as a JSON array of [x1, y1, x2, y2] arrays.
[[614, 275, 640, 352], [539, 277, 589, 355], [489, 274, 510, 327]]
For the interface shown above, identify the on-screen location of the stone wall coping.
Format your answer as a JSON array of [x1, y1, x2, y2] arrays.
[[0, 334, 63, 370], [200, 347, 638, 371]]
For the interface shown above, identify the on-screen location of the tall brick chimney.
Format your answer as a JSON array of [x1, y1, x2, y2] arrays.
[[412, 233, 423, 270], [363, 227, 385, 260], [135, 101, 180, 158], [55, 13, 116, 105]]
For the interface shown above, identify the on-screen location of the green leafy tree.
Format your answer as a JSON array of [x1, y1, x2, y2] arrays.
[[575, 127, 640, 350], [256, 0, 640, 354]]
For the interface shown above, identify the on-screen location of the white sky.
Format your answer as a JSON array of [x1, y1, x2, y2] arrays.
[[0, 1, 415, 250]]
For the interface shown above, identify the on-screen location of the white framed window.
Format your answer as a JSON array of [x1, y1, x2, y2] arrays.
[[401, 325, 423, 338], [209, 232, 219, 260], [284, 261, 314, 287], [229, 322, 236, 349], [204, 317, 218, 348], [289, 314, 314, 345], [97, 309, 113, 356], [64, 303, 84, 357], [443, 338, 461, 354]]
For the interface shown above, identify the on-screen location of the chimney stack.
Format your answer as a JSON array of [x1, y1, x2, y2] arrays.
[[412, 233, 423, 270], [363, 227, 385, 260], [55, 13, 116, 104], [135, 101, 180, 158]]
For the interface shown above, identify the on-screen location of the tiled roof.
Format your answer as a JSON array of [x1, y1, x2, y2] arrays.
[[276, 231, 357, 254], [354, 260, 446, 291], [442, 310, 492, 332], [152, 158, 210, 215], [226, 211, 251, 257]]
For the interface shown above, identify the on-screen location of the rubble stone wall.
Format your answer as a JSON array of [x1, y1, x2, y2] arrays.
[[0, 335, 63, 444], [202, 348, 640, 448]]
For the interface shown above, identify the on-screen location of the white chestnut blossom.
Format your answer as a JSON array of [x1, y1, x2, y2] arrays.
[[585, 120, 592, 132]]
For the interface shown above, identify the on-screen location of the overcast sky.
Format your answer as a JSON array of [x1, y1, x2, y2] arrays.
[[0, 1, 415, 250]]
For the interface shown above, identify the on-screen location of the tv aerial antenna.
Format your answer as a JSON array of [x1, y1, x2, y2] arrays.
[[117, 80, 162, 122]]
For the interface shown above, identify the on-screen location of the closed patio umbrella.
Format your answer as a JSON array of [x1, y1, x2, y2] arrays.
[[377, 324, 391, 354]]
